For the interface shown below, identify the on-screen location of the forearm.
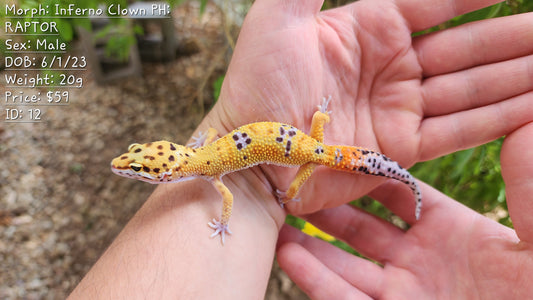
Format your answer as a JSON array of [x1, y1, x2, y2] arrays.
[[69, 173, 283, 299]]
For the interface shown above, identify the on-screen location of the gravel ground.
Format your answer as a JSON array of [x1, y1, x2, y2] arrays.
[[0, 3, 307, 299]]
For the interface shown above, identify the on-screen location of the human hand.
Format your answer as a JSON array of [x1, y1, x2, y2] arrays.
[[198, 0, 533, 217], [276, 123, 533, 299]]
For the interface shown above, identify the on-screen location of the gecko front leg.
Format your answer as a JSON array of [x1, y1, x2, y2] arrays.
[[208, 177, 233, 244], [188, 128, 218, 148], [196, 128, 234, 244]]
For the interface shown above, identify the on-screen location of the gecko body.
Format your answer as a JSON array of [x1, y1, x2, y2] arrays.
[[111, 98, 421, 243]]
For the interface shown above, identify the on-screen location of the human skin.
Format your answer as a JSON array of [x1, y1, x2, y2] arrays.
[[69, 0, 533, 298], [276, 122, 533, 299]]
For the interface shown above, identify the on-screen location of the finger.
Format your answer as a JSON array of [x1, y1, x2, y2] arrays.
[[368, 178, 463, 226], [397, 0, 502, 32], [277, 226, 375, 300], [501, 122, 533, 242], [419, 91, 533, 161], [422, 54, 533, 117], [279, 224, 384, 298], [301, 204, 406, 264], [414, 13, 533, 76]]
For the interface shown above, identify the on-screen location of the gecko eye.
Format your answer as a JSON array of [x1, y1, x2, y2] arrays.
[[129, 163, 142, 172], [128, 143, 141, 151]]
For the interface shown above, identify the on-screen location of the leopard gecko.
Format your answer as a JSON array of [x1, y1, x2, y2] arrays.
[[111, 97, 422, 244]]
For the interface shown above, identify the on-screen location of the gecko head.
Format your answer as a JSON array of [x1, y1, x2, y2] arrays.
[[110, 141, 194, 183]]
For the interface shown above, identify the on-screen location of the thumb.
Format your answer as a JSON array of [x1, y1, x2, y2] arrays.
[[501, 122, 533, 242]]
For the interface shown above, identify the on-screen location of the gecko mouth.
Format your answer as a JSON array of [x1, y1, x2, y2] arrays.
[[110, 165, 159, 184]]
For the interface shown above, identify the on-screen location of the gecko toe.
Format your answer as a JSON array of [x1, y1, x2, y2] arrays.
[[317, 95, 332, 114], [275, 189, 300, 208], [208, 219, 232, 244], [187, 131, 208, 149]]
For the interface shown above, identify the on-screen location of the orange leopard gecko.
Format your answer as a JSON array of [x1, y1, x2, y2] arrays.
[[111, 97, 421, 243]]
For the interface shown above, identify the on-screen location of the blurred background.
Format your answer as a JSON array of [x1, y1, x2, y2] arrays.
[[1, 0, 532, 298]]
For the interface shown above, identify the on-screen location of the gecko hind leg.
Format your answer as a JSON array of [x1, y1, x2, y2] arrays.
[[277, 97, 332, 206], [276, 162, 316, 207], [310, 96, 331, 142]]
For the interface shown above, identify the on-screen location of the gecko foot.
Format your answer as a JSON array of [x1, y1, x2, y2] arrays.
[[187, 131, 208, 149], [275, 189, 301, 208], [317, 95, 332, 114], [208, 218, 232, 244]]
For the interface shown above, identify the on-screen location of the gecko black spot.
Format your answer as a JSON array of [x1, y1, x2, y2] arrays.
[[276, 137, 283, 143], [245, 138, 252, 144], [286, 140, 292, 151], [134, 148, 142, 153], [243, 155, 248, 160], [170, 144, 176, 151], [237, 143, 243, 150], [184, 161, 188, 164], [368, 158, 372, 163], [392, 170, 396, 174], [120, 156, 128, 160], [288, 130, 296, 137], [315, 149, 320, 154], [387, 168, 391, 172], [192, 149, 196, 153], [358, 166, 365, 172], [207, 161, 210, 165], [153, 168, 160, 173], [169, 155, 175, 161], [158, 152, 164, 156], [378, 172, 385, 176], [143, 166, 150, 172], [361, 150, 369, 155], [175, 166, 181, 172], [242, 133, 248, 138], [185, 153, 190, 157], [233, 134, 239, 141], [285, 152, 290, 157], [280, 127, 285, 135], [157, 145, 163, 150], [162, 163, 167, 168]]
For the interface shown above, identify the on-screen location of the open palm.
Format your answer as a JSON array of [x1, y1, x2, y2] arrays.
[[199, 0, 533, 216], [276, 123, 533, 299]]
